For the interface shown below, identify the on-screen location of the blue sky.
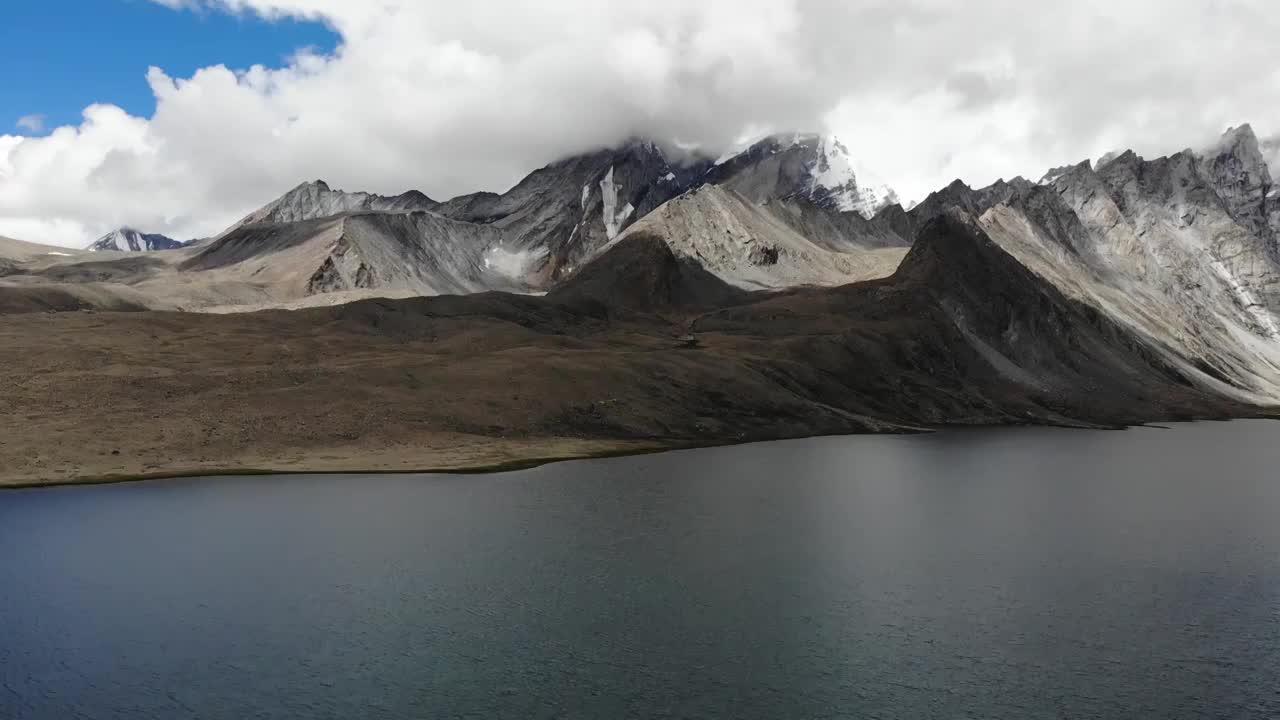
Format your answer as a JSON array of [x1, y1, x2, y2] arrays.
[[2, 0, 337, 134]]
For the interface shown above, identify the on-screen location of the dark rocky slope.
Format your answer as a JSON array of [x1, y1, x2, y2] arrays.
[[697, 211, 1245, 427], [548, 232, 749, 315]]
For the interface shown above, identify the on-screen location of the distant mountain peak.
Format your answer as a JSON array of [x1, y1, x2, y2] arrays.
[[226, 180, 440, 232], [706, 132, 899, 219], [87, 228, 183, 252], [1221, 123, 1258, 145]]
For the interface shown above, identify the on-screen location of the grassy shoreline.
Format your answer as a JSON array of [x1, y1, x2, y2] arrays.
[[0, 441, 680, 491], [7, 414, 1275, 492]]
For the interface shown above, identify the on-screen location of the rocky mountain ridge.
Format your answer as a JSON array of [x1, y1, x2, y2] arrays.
[[224, 181, 439, 233], [4, 122, 1279, 414], [5, 124, 1280, 483], [184, 134, 905, 296]]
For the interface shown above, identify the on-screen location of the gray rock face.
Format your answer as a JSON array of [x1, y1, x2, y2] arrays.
[[748, 244, 781, 266], [432, 140, 698, 282], [613, 185, 910, 290], [1196, 124, 1274, 243], [895, 211, 1213, 408], [88, 228, 183, 252], [1099, 144, 1280, 338], [188, 143, 704, 302], [973, 126, 1280, 404], [331, 213, 529, 296], [185, 208, 527, 301], [862, 176, 1033, 246]]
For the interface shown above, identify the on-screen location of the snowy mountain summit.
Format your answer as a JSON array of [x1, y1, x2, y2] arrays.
[[88, 228, 184, 252], [802, 135, 900, 217], [706, 134, 899, 219]]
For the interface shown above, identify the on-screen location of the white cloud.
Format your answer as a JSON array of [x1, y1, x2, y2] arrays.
[[15, 115, 45, 133], [2, 0, 1279, 247]]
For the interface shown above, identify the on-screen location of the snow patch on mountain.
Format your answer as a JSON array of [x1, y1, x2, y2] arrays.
[[484, 246, 548, 281], [601, 167, 626, 239]]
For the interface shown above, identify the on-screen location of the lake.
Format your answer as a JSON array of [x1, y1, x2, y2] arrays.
[[3, 422, 1280, 719]]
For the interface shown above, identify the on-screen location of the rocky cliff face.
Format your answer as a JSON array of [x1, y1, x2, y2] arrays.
[[869, 176, 1032, 243], [969, 127, 1280, 405], [685, 210, 1253, 427], [432, 140, 700, 282], [183, 208, 527, 301], [1197, 125, 1274, 242]]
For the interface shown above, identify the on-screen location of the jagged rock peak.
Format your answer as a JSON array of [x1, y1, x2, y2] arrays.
[[1193, 124, 1273, 237], [1215, 123, 1260, 148], [1099, 149, 1142, 172], [87, 228, 183, 252], [1039, 165, 1077, 185], [1199, 124, 1270, 178]]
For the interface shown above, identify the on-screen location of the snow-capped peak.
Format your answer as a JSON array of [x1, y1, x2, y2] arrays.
[[804, 135, 900, 219], [707, 133, 900, 219], [88, 228, 183, 252]]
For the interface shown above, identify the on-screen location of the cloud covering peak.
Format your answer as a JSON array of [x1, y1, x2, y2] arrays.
[[3, 0, 1279, 246]]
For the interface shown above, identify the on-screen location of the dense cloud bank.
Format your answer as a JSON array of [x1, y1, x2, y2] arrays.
[[3, 0, 1278, 246]]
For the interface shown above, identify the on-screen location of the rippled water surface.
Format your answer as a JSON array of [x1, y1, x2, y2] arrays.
[[4, 422, 1280, 719]]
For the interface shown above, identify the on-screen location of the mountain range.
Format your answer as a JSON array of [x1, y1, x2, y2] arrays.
[[2, 124, 1278, 484]]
